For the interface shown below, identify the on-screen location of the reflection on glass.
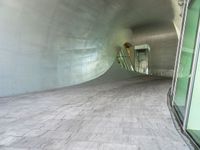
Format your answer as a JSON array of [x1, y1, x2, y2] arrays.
[[174, 0, 200, 121]]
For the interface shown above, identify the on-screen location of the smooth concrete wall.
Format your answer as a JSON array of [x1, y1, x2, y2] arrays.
[[0, 0, 176, 97]]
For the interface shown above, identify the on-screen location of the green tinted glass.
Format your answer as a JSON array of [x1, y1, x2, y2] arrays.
[[174, 0, 200, 121], [187, 49, 200, 146]]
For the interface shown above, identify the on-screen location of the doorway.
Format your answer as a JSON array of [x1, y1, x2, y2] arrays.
[[134, 44, 150, 74]]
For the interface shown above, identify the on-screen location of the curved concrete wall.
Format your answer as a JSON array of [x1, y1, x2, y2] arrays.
[[0, 0, 176, 96]]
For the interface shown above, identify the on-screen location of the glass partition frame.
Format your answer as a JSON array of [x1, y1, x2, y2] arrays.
[[170, 0, 200, 148], [172, 0, 200, 122]]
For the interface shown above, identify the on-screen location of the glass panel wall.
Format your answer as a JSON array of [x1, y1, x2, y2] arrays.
[[174, 0, 200, 121], [171, 0, 200, 147], [186, 50, 200, 146]]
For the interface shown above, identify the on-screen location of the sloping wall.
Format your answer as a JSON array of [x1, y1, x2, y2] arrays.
[[0, 0, 175, 97]]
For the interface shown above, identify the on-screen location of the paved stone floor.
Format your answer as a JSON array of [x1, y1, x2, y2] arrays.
[[0, 77, 189, 150]]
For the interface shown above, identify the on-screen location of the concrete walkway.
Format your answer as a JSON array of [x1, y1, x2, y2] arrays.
[[0, 77, 189, 150]]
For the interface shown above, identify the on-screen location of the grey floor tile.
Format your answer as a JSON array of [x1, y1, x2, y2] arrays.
[[0, 78, 189, 150]]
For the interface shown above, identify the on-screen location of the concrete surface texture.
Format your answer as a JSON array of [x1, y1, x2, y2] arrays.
[[0, 0, 181, 97], [0, 77, 189, 150]]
